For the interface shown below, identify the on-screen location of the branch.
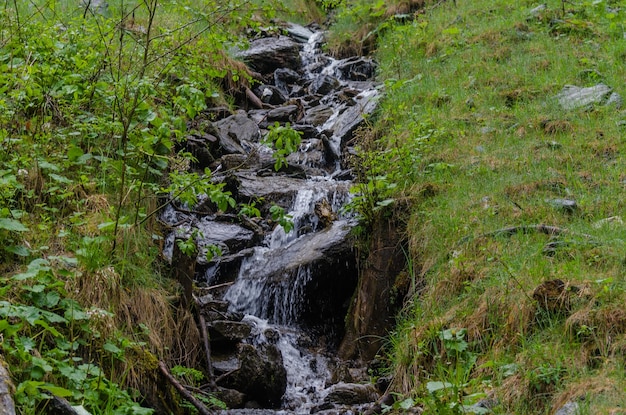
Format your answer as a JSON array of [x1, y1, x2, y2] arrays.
[[193, 296, 216, 390], [158, 361, 214, 415]]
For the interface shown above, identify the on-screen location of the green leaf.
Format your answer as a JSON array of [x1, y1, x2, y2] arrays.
[[0, 319, 22, 337], [398, 397, 415, 410], [0, 218, 29, 232], [103, 341, 122, 354], [38, 160, 60, 171], [5, 245, 31, 256], [97, 221, 116, 231], [67, 145, 84, 161], [59, 364, 89, 384], [49, 173, 73, 184], [39, 384, 73, 398], [426, 381, 454, 393]]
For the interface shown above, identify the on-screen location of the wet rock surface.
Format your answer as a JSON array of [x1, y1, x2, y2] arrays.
[[165, 23, 382, 413]]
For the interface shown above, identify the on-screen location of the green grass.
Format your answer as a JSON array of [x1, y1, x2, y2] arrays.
[[367, 0, 626, 412]]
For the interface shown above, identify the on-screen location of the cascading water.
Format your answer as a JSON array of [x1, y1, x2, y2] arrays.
[[164, 22, 380, 413]]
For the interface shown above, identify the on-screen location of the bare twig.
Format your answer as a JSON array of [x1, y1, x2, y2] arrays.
[[196, 281, 235, 291], [193, 296, 216, 389]]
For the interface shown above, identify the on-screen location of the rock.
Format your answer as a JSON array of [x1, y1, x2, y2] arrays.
[[193, 220, 256, 264], [183, 135, 216, 169], [217, 343, 287, 408], [335, 57, 377, 81], [215, 113, 261, 153], [593, 216, 623, 229], [274, 68, 302, 96], [555, 84, 617, 110], [237, 36, 302, 74], [321, 89, 380, 159], [555, 401, 579, 415], [291, 124, 318, 140], [323, 383, 379, 405], [285, 138, 328, 170], [205, 310, 244, 322], [310, 75, 340, 95], [529, 4, 547, 17], [224, 220, 358, 335], [209, 320, 253, 342], [304, 105, 334, 126], [265, 105, 301, 124], [197, 296, 229, 312], [0, 358, 15, 415], [80, 0, 108, 15], [215, 387, 246, 409], [329, 361, 353, 385], [606, 92, 623, 108], [546, 198, 578, 213], [284, 23, 315, 43], [254, 84, 288, 105], [468, 398, 498, 413]]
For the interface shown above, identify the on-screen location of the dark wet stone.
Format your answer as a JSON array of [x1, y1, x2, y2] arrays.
[[323, 383, 379, 405], [212, 354, 240, 374], [217, 343, 287, 408], [193, 220, 256, 264], [304, 105, 334, 126], [291, 124, 318, 140], [196, 296, 229, 312], [310, 75, 340, 95], [209, 320, 253, 342], [336, 57, 377, 81], [329, 362, 353, 385], [274, 68, 302, 96], [183, 135, 216, 169], [215, 113, 261, 153], [254, 84, 288, 105], [321, 90, 379, 159], [265, 104, 301, 123], [215, 387, 246, 409], [205, 310, 244, 322], [238, 36, 302, 74]]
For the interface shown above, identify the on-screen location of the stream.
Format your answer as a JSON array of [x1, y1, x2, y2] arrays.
[[162, 22, 381, 413]]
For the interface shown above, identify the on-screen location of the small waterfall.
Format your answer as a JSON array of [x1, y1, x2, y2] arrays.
[[224, 251, 313, 326], [166, 22, 380, 413]]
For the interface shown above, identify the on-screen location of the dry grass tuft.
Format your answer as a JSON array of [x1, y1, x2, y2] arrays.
[[384, 0, 425, 17], [69, 266, 201, 389], [540, 118, 573, 135], [550, 375, 617, 414]]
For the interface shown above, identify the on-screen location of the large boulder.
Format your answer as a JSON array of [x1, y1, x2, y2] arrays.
[[217, 343, 287, 408], [237, 36, 302, 74]]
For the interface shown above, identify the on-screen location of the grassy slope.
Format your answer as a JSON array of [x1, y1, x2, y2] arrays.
[[372, 0, 626, 413]]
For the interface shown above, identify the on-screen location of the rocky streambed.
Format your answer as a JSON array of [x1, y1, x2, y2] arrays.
[[161, 23, 388, 413]]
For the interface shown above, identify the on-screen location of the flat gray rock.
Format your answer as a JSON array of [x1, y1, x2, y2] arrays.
[[556, 84, 616, 110]]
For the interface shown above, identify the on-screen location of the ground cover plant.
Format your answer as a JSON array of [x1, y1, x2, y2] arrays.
[[353, 0, 626, 413], [0, 0, 324, 413]]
